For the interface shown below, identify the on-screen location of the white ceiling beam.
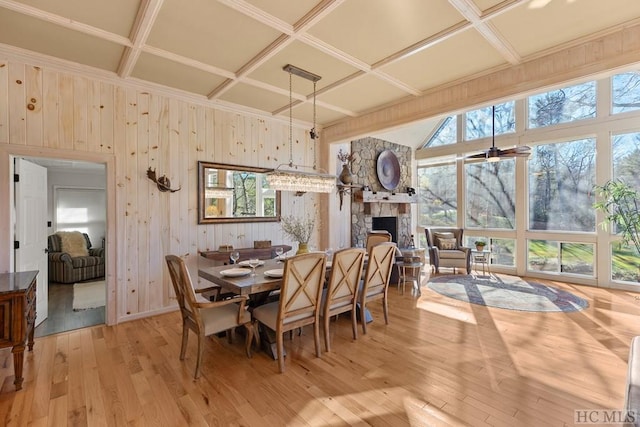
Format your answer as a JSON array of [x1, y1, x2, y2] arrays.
[[117, 0, 164, 78], [206, 1, 346, 103], [447, 0, 520, 64], [0, 0, 131, 47], [144, 45, 236, 79], [217, 0, 293, 35]]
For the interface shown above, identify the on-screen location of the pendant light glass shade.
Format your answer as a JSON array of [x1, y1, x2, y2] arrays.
[[204, 187, 234, 198], [267, 169, 335, 193], [266, 64, 336, 194]]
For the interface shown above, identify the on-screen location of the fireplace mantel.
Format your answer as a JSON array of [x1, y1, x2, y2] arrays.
[[355, 190, 417, 204]]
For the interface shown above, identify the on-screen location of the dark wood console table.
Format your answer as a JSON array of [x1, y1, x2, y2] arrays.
[[0, 270, 38, 390], [200, 244, 292, 264]]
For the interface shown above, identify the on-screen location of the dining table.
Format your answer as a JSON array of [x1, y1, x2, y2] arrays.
[[198, 257, 284, 299], [198, 256, 288, 358]]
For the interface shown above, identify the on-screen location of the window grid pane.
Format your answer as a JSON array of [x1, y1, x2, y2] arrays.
[[466, 160, 516, 229], [465, 101, 515, 141], [612, 71, 640, 114], [528, 138, 596, 232], [528, 81, 596, 129], [417, 164, 457, 226]]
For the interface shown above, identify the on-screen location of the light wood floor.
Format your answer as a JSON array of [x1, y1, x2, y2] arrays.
[[1, 274, 639, 426]]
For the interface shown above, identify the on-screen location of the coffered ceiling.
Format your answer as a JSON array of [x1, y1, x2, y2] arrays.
[[1, 0, 640, 142]]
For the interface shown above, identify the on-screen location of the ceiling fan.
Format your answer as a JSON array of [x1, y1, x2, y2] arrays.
[[466, 105, 531, 162]]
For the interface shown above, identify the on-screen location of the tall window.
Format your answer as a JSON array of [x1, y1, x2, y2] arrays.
[[417, 71, 640, 285], [465, 101, 515, 141], [528, 138, 596, 232], [417, 163, 457, 226], [610, 131, 640, 281], [528, 82, 596, 129], [466, 160, 516, 229]]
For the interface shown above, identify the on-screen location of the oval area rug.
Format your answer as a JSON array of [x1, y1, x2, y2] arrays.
[[428, 274, 588, 312]]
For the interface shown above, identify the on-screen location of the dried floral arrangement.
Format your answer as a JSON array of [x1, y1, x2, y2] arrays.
[[337, 149, 356, 165], [280, 214, 315, 243]]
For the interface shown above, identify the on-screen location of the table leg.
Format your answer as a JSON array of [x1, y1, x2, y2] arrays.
[[258, 325, 283, 360], [12, 344, 25, 390]]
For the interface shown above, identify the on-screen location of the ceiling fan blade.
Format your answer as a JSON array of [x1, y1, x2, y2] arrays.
[[498, 146, 531, 156], [466, 152, 488, 159], [506, 146, 531, 153], [500, 152, 530, 158]]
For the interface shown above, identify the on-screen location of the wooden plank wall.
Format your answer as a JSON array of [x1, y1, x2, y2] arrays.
[[0, 58, 322, 322]]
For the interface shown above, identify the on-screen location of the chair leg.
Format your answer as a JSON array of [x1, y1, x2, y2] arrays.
[[351, 309, 358, 341], [194, 333, 204, 379], [252, 321, 261, 349], [180, 325, 189, 360], [323, 314, 331, 352], [383, 294, 389, 325], [227, 328, 234, 344], [313, 322, 321, 358], [277, 331, 285, 373], [244, 324, 253, 358], [361, 302, 368, 335]]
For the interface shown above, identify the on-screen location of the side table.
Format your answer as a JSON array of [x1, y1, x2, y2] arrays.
[[471, 249, 491, 275]]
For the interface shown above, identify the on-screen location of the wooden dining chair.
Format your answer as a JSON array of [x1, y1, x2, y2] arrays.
[[365, 231, 392, 254], [165, 255, 256, 379], [252, 252, 327, 373], [322, 247, 366, 351], [359, 242, 397, 334]]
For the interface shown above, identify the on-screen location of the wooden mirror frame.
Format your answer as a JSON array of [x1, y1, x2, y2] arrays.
[[197, 161, 281, 224]]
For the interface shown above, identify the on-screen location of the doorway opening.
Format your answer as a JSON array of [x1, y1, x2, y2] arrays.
[[15, 156, 107, 337]]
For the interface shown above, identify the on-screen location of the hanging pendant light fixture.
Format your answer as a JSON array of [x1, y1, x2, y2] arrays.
[[266, 64, 336, 194]]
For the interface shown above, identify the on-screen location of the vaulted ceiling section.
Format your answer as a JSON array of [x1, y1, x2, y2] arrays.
[[1, 0, 640, 143]]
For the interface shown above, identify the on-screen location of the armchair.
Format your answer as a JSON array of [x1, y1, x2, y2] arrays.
[[425, 228, 471, 274], [48, 232, 105, 284]]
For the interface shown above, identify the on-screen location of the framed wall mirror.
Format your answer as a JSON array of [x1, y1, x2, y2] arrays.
[[198, 161, 281, 224]]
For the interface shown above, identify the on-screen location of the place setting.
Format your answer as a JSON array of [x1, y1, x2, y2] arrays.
[[263, 268, 284, 278]]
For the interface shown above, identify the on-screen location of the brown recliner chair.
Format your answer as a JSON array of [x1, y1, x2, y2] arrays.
[[425, 228, 471, 274]]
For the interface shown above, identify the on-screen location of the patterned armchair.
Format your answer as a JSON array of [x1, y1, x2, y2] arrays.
[[48, 233, 105, 283], [425, 228, 471, 274]]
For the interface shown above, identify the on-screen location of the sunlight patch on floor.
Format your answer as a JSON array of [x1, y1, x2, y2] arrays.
[[416, 299, 477, 324], [404, 395, 472, 426]]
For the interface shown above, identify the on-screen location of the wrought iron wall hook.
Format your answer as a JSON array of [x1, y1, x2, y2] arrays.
[[146, 167, 181, 193]]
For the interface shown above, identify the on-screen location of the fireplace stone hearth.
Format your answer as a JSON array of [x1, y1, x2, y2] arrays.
[[349, 137, 412, 248]]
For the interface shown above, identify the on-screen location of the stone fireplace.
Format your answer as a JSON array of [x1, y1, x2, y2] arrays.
[[349, 137, 413, 248]]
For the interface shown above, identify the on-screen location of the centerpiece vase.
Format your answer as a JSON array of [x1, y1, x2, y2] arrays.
[[339, 164, 353, 185], [296, 243, 309, 255]]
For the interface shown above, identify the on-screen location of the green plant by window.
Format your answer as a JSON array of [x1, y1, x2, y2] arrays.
[[593, 179, 640, 257]]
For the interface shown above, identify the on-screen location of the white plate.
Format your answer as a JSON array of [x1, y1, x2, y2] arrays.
[[238, 260, 265, 267], [264, 269, 284, 278], [220, 268, 251, 277]]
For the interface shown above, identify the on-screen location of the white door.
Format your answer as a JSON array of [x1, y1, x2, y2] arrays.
[[15, 158, 48, 326]]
